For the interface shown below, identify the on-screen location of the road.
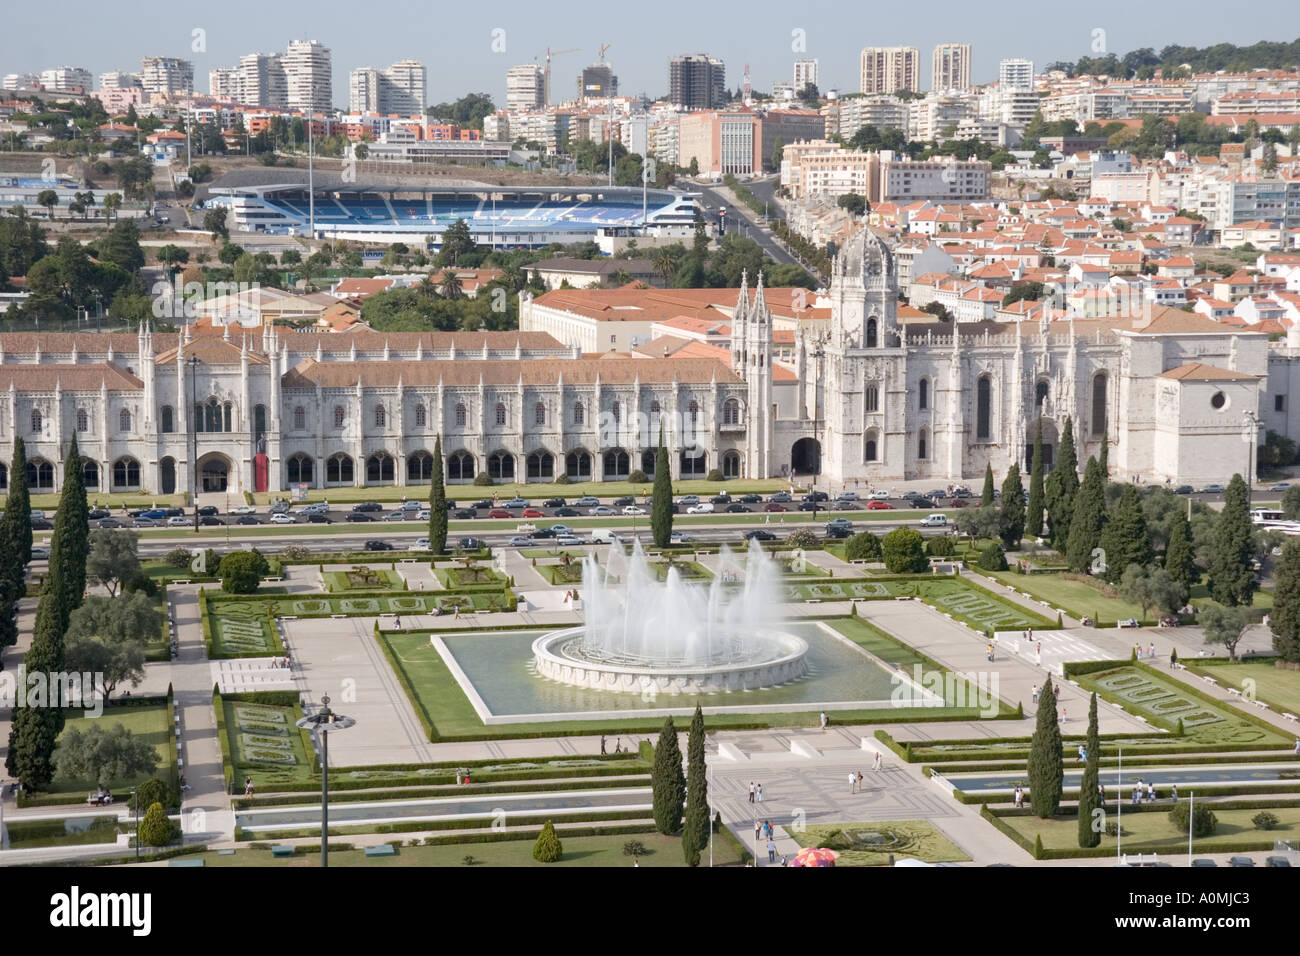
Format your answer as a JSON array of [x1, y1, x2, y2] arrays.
[[686, 176, 798, 267]]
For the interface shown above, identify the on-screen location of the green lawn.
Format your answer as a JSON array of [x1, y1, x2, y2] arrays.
[[44, 703, 173, 803], [1184, 660, 1300, 717], [322, 568, 407, 592], [4, 816, 124, 849], [219, 698, 318, 792], [182, 829, 744, 867], [982, 569, 1148, 625], [434, 566, 508, 589], [790, 819, 969, 866], [1074, 665, 1287, 747], [1000, 804, 1300, 854], [206, 601, 283, 658]]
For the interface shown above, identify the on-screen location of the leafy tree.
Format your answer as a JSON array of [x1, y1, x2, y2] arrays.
[[1002, 281, 1045, 307], [881, 528, 928, 574], [437, 219, 476, 266], [651, 427, 673, 548], [531, 820, 563, 862], [1077, 693, 1101, 848], [137, 801, 176, 847], [982, 462, 995, 507], [130, 776, 176, 813], [955, 505, 1001, 541], [651, 716, 685, 834], [1118, 565, 1187, 620], [1028, 680, 1063, 817], [1096, 484, 1153, 584], [1200, 604, 1248, 660], [1027, 419, 1045, 538], [836, 193, 867, 217], [682, 704, 709, 866], [65, 592, 160, 647], [86, 529, 140, 596], [203, 208, 228, 239], [428, 435, 447, 554], [1164, 511, 1198, 591], [63, 629, 146, 700], [53, 723, 159, 788], [1169, 800, 1217, 837], [1281, 485, 1300, 520], [1066, 457, 1107, 573], [218, 550, 268, 594], [999, 463, 1026, 549], [1271, 539, 1300, 662], [98, 219, 144, 273], [844, 531, 883, 562], [976, 542, 1008, 571], [1207, 474, 1256, 607], [0, 438, 32, 653]]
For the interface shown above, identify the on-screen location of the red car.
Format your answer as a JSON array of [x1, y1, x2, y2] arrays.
[[866, 500, 894, 510], [763, 503, 789, 512], [488, 509, 512, 519], [521, 508, 544, 518]]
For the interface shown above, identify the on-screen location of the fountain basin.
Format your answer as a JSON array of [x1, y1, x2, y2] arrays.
[[532, 626, 810, 695]]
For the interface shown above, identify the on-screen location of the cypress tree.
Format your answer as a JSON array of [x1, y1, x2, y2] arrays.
[[1047, 418, 1079, 552], [1077, 693, 1102, 848], [982, 462, 995, 506], [681, 703, 710, 866], [1097, 433, 1109, 480], [1164, 510, 1198, 591], [5, 601, 66, 787], [1097, 483, 1153, 584], [651, 425, 673, 548], [1028, 680, 1063, 818], [1027, 418, 1045, 538], [44, 436, 89, 627], [1066, 457, 1107, 573], [1058, 418, 1079, 498], [999, 463, 1026, 550], [1271, 539, 1300, 663], [0, 439, 32, 658], [651, 716, 685, 834], [428, 435, 447, 554], [1208, 474, 1256, 607], [531, 820, 563, 862]]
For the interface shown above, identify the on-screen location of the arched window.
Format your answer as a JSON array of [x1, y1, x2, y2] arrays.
[[918, 428, 929, 461], [455, 402, 467, 427], [610, 401, 621, 425], [27, 458, 54, 489], [1091, 373, 1107, 437], [534, 402, 546, 426], [82, 461, 99, 489], [679, 449, 706, 478], [641, 448, 657, 476], [495, 402, 506, 426], [0, 462, 7, 489], [112, 457, 140, 489], [254, 404, 266, 437], [333, 406, 345, 429], [866, 317, 878, 348], [365, 452, 395, 484], [447, 451, 475, 481], [565, 450, 592, 479], [294, 406, 306, 430], [1035, 380, 1049, 409], [688, 400, 699, 425], [223, 402, 232, 432], [375, 405, 386, 428], [326, 453, 354, 485], [30, 409, 42, 433], [865, 432, 879, 462], [866, 385, 879, 414], [602, 449, 630, 479], [407, 451, 434, 483], [488, 451, 515, 480], [119, 408, 131, 432], [918, 379, 929, 411], [722, 450, 742, 479], [573, 401, 585, 425], [76, 408, 88, 432], [161, 405, 174, 433], [723, 398, 741, 425], [287, 453, 314, 484], [976, 376, 992, 441], [526, 450, 554, 479], [415, 404, 426, 428]]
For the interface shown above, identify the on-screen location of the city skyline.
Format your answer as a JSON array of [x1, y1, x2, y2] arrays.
[[2, 0, 1298, 111]]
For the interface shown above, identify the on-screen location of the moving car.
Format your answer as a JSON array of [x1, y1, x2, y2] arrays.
[[543, 497, 566, 508], [589, 505, 615, 516], [768, 492, 792, 503], [803, 491, 829, 502], [305, 513, 331, 524], [739, 493, 762, 504], [1198, 484, 1225, 494], [554, 507, 580, 517], [344, 513, 372, 522], [270, 513, 297, 524], [548, 525, 573, 535], [508, 535, 533, 547], [522, 508, 545, 518], [669, 531, 695, 544], [710, 493, 731, 505], [574, 496, 600, 507], [837, 491, 861, 501], [678, 495, 700, 506], [97, 518, 125, 529], [555, 534, 582, 546], [612, 496, 635, 507], [197, 505, 220, 517], [764, 503, 789, 512], [364, 540, 393, 551], [352, 502, 383, 513], [686, 502, 714, 514], [868, 490, 891, 501], [743, 529, 776, 541], [235, 515, 259, 526], [452, 509, 476, 519], [383, 510, 407, 521], [409, 537, 431, 551], [866, 500, 894, 510], [488, 509, 512, 519], [229, 504, 256, 516], [88, 509, 110, 520], [826, 518, 853, 531], [133, 517, 158, 527], [457, 537, 485, 550], [504, 498, 529, 509], [30, 547, 50, 560], [622, 505, 647, 515], [200, 516, 224, 526], [725, 504, 751, 513], [400, 500, 423, 511], [910, 498, 936, 509], [1174, 485, 1194, 495], [166, 516, 190, 526], [919, 514, 948, 527], [1268, 482, 1292, 492]]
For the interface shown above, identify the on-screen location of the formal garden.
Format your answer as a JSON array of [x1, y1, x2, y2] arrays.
[[792, 819, 969, 866]]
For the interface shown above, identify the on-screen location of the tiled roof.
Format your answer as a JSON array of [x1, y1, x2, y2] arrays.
[[281, 356, 741, 389], [0, 362, 143, 391], [1158, 363, 1260, 382]]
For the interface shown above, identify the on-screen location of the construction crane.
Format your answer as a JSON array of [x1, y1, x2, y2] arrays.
[[540, 47, 580, 105], [598, 43, 611, 61]]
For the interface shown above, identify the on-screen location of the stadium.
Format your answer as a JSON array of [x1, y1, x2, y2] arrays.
[[206, 172, 701, 249]]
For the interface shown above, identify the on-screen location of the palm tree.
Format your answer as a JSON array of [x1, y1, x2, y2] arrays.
[[652, 247, 680, 285], [439, 270, 464, 300], [36, 189, 58, 220], [102, 192, 121, 225], [417, 272, 440, 299]]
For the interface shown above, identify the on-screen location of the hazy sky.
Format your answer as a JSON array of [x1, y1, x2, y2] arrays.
[[3, 0, 1298, 107]]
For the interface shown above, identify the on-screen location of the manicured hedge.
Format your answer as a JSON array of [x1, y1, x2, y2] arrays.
[[234, 774, 651, 808], [241, 808, 652, 841]]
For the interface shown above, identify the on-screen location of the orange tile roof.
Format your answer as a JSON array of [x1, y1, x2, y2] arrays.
[[1159, 362, 1260, 382]]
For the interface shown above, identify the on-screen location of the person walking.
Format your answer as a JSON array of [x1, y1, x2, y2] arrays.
[[849, 771, 858, 793], [244, 776, 254, 797], [1171, 784, 1179, 803], [756, 782, 764, 803], [748, 781, 756, 804], [767, 837, 778, 863], [600, 734, 607, 755], [873, 751, 883, 772], [1032, 683, 1039, 704], [819, 711, 828, 732]]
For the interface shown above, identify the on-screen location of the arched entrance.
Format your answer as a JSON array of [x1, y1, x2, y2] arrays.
[[1023, 420, 1060, 473], [160, 457, 176, 495], [791, 437, 821, 476], [197, 453, 232, 493]]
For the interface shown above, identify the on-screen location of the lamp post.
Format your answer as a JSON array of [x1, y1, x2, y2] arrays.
[[189, 355, 200, 532], [1244, 410, 1258, 506], [296, 694, 355, 867]]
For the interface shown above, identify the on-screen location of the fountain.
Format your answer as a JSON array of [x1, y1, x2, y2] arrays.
[[531, 540, 809, 695]]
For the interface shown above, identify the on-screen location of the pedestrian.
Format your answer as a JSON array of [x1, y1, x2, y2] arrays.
[[757, 782, 763, 803], [393, 614, 401, 629], [244, 776, 254, 797], [1098, 783, 1105, 803], [1077, 744, 1086, 762], [1295, 738, 1300, 756], [873, 751, 882, 772], [1032, 683, 1039, 704], [857, 770, 864, 791], [600, 734, 607, 755], [767, 837, 777, 863], [748, 781, 756, 804], [1171, 784, 1178, 803], [1148, 642, 1155, 659], [849, 771, 857, 794], [1147, 782, 1156, 803], [1037, 642, 1042, 657], [819, 711, 828, 732], [755, 820, 762, 841]]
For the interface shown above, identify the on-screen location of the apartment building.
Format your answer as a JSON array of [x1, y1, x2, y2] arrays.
[[350, 60, 426, 115], [793, 59, 818, 92], [824, 96, 908, 139], [669, 55, 726, 110], [678, 111, 762, 176], [141, 57, 193, 96], [506, 65, 545, 112], [932, 43, 972, 92], [880, 153, 990, 202], [780, 140, 878, 200], [999, 59, 1034, 92], [859, 47, 920, 95], [40, 66, 92, 93], [283, 40, 332, 111]]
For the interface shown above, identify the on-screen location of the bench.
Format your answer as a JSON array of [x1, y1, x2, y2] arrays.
[[1228, 687, 1242, 697], [364, 844, 397, 857], [168, 858, 204, 867], [1173, 662, 1188, 670], [1255, 700, 1270, 710], [271, 845, 294, 858], [1200, 676, 1218, 686], [1283, 713, 1298, 722], [217, 849, 236, 856]]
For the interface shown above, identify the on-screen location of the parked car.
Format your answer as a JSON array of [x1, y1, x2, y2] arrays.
[[868, 490, 891, 501], [352, 501, 383, 513], [486, 509, 511, 519], [88, 509, 110, 520], [543, 497, 567, 508], [457, 537, 484, 550], [504, 497, 529, 509], [133, 517, 158, 527], [952, 487, 972, 498], [612, 496, 635, 507], [1118, 618, 1140, 628], [803, 491, 829, 502], [739, 493, 762, 503], [743, 529, 776, 541], [925, 490, 947, 501], [532, 527, 558, 539], [29, 547, 50, 560], [669, 531, 695, 544], [269, 499, 291, 515], [522, 508, 545, 518], [678, 495, 700, 506], [949, 499, 969, 509], [1268, 482, 1292, 492], [555, 534, 583, 546], [548, 525, 573, 535], [400, 500, 423, 511], [1266, 856, 1292, 867], [910, 498, 936, 509], [1228, 857, 1255, 868], [472, 499, 492, 510], [200, 516, 225, 526], [300, 503, 328, 515], [1190, 859, 1217, 868], [508, 535, 534, 547], [452, 509, 476, 519], [725, 504, 751, 513], [1198, 484, 1225, 495], [622, 505, 647, 516], [305, 513, 331, 524], [270, 513, 297, 525], [575, 496, 600, 507], [554, 507, 580, 517], [686, 503, 714, 514], [344, 513, 372, 522], [235, 515, 260, 526], [383, 511, 407, 521], [1174, 485, 1194, 495], [589, 505, 615, 516], [137, 509, 169, 520], [364, 540, 393, 551], [97, 518, 125, 529], [197, 505, 220, 517], [31, 518, 53, 530], [866, 500, 894, 510], [768, 491, 792, 503], [166, 515, 190, 527], [827, 518, 853, 531], [837, 491, 861, 501], [416, 509, 431, 521], [797, 501, 821, 512], [764, 503, 789, 512], [710, 493, 731, 505], [900, 491, 921, 500], [229, 504, 256, 515]]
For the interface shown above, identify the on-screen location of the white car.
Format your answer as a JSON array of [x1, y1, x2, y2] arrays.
[[229, 504, 256, 515], [508, 535, 534, 547], [869, 490, 891, 500], [416, 509, 431, 521], [166, 516, 190, 527], [622, 505, 647, 516], [686, 503, 715, 514], [555, 533, 582, 546], [400, 500, 423, 511], [409, 537, 431, 551], [269, 513, 297, 524]]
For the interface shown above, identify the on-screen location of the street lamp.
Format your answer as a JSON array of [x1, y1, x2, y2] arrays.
[[296, 694, 355, 867], [189, 356, 200, 532], [1244, 411, 1259, 506]]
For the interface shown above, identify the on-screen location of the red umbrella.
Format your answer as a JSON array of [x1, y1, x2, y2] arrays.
[[789, 847, 839, 867]]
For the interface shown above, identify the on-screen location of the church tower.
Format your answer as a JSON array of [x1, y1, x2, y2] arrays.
[[743, 274, 773, 478]]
